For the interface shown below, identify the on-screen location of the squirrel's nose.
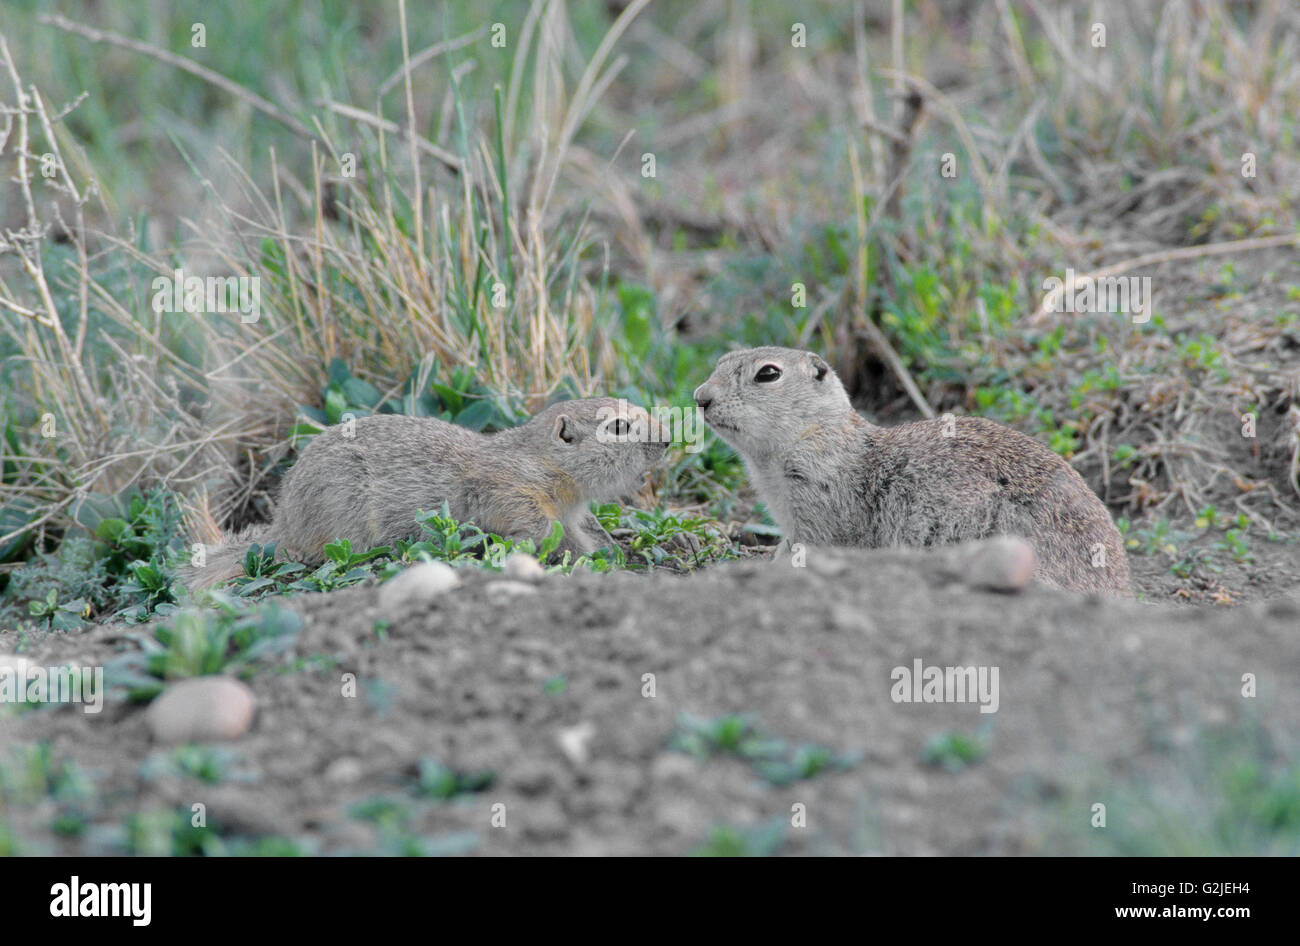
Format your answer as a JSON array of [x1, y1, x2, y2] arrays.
[[693, 385, 712, 412]]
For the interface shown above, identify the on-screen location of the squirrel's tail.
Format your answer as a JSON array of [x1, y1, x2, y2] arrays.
[[176, 494, 277, 590], [177, 524, 276, 590]]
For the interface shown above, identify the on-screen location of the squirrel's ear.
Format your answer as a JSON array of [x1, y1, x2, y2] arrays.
[[808, 354, 830, 381], [553, 414, 576, 444]]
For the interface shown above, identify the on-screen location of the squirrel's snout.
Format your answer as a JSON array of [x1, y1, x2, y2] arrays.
[[693, 384, 713, 412]]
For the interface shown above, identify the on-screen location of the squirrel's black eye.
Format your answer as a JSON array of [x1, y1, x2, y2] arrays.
[[610, 418, 630, 436], [754, 365, 782, 383]]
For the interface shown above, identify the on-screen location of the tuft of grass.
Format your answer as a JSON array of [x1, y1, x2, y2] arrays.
[[0, 3, 648, 563], [670, 712, 859, 786]]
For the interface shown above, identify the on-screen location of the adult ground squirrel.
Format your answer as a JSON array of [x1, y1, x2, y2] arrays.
[[190, 398, 666, 585], [694, 347, 1132, 595]]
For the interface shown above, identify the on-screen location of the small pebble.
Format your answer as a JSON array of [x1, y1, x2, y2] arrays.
[[503, 552, 545, 582], [556, 721, 596, 767], [324, 757, 364, 784], [146, 676, 256, 743], [378, 562, 459, 612], [961, 536, 1037, 593], [486, 580, 539, 602], [829, 602, 874, 634], [806, 550, 849, 578]]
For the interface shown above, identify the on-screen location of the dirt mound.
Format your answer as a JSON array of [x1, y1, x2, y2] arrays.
[[3, 547, 1298, 855]]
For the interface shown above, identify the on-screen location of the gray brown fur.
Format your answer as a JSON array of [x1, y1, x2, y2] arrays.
[[190, 398, 665, 585], [694, 346, 1132, 595]]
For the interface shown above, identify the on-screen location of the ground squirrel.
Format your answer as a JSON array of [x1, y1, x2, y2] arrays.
[[190, 398, 666, 585], [694, 347, 1132, 595]]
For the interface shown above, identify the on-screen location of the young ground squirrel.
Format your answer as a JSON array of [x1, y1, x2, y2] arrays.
[[694, 346, 1132, 595], [190, 398, 666, 585]]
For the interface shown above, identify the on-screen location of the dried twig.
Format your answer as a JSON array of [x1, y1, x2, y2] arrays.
[[314, 100, 462, 173], [1028, 233, 1300, 323]]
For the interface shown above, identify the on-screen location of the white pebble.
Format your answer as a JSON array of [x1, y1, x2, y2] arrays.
[[504, 552, 545, 582], [486, 580, 539, 602], [324, 757, 364, 784], [378, 562, 460, 612], [146, 676, 256, 743], [556, 721, 596, 767], [961, 536, 1037, 592]]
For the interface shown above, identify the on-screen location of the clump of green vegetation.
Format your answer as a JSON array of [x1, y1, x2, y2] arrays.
[[1117, 518, 1195, 559], [123, 808, 310, 857], [290, 358, 526, 447], [670, 712, 859, 786], [1058, 728, 1300, 856], [126, 808, 210, 856], [139, 745, 237, 785], [691, 818, 787, 857], [341, 758, 494, 853], [222, 506, 578, 601], [543, 675, 568, 695], [1120, 507, 1263, 582], [415, 758, 496, 801], [347, 794, 479, 857], [974, 387, 1081, 458], [922, 729, 990, 773], [347, 796, 411, 829], [0, 486, 186, 631], [0, 742, 95, 849], [671, 713, 786, 760], [219, 500, 732, 605], [592, 504, 735, 569], [104, 600, 302, 702]]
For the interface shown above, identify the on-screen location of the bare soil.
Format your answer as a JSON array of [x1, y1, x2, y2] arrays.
[[3, 543, 1298, 856]]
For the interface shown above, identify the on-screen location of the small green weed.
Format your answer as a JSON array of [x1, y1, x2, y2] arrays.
[[671, 712, 858, 785], [922, 729, 990, 773]]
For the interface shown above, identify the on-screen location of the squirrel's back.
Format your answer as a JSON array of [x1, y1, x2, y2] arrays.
[[696, 347, 1132, 595], [183, 399, 666, 588], [275, 414, 478, 560]]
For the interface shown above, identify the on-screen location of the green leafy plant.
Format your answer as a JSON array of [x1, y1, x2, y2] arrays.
[[140, 745, 235, 785], [104, 600, 302, 702], [26, 588, 89, 631], [0, 742, 94, 847], [691, 818, 787, 857], [922, 729, 990, 773], [415, 758, 496, 801], [0, 486, 186, 630], [671, 712, 858, 785], [592, 504, 734, 570], [292, 358, 525, 447]]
